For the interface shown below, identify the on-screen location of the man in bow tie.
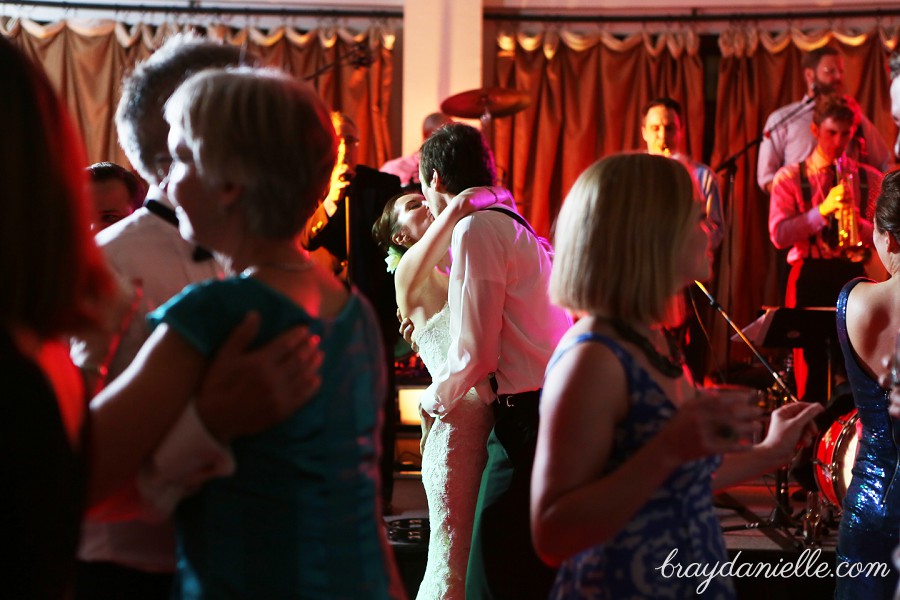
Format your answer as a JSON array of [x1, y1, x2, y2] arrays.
[[70, 36, 321, 600]]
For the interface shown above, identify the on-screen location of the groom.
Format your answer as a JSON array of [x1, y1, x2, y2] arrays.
[[418, 123, 571, 599]]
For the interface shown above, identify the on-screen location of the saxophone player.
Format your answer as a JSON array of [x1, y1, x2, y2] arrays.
[[769, 92, 884, 406]]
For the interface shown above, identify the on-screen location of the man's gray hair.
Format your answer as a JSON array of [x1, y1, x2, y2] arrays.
[[115, 34, 255, 183]]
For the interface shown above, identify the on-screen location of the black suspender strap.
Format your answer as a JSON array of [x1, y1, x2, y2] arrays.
[[485, 206, 537, 236], [798, 162, 812, 209]]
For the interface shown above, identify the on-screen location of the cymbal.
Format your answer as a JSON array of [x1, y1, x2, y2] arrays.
[[440, 87, 530, 119]]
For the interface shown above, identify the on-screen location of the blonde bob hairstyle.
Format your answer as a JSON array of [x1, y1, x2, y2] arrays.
[[550, 153, 696, 325], [164, 67, 337, 239]]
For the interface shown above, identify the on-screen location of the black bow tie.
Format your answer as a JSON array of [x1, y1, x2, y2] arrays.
[[144, 199, 214, 262]]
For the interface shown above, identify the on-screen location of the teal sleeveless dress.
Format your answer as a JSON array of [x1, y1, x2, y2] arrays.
[[149, 275, 396, 599]]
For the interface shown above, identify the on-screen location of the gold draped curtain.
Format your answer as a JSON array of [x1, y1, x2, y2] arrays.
[[0, 17, 395, 171], [492, 28, 705, 238], [710, 27, 898, 363], [494, 25, 899, 368]]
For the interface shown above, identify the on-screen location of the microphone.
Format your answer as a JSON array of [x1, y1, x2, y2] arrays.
[[805, 84, 821, 104]]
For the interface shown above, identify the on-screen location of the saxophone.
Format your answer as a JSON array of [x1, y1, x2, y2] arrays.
[[832, 157, 868, 263]]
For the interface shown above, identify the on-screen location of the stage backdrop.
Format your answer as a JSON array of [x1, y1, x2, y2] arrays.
[[492, 28, 705, 239], [710, 27, 897, 365], [492, 24, 899, 370], [0, 18, 395, 172]]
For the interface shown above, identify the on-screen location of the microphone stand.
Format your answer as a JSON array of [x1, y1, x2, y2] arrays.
[[711, 92, 817, 367], [303, 43, 373, 81], [712, 92, 816, 176], [694, 281, 796, 403], [694, 281, 801, 534]]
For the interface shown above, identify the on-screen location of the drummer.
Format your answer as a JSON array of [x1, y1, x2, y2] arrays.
[[833, 167, 900, 599]]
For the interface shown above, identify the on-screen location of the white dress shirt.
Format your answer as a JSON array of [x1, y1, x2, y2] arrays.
[[421, 202, 572, 417], [70, 191, 222, 572], [757, 98, 890, 192]]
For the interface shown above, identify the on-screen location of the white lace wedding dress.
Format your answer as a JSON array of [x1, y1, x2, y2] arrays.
[[412, 304, 494, 600]]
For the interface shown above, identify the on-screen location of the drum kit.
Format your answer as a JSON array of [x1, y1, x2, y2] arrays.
[[440, 86, 530, 122], [439, 86, 530, 141], [814, 410, 860, 508], [707, 287, 861, 544]]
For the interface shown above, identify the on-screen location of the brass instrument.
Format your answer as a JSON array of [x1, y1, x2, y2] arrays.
[[832, 157, 868, 263]]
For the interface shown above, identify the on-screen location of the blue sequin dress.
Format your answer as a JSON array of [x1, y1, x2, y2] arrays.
[[547, 333, 735, 600], [835, 278, 900, 599]]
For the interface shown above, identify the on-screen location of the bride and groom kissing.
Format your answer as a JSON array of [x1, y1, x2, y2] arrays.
[[373, 122, 571, 600]]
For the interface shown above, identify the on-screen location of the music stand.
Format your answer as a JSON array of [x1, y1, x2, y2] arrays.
[[744, 306, 838, 403], [749, 306, 837, 349]]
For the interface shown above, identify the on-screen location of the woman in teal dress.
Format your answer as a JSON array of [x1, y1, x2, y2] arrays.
[[835, 169, 900, 599], [531, 154, 823, 599], [92, 68, 404, 599]]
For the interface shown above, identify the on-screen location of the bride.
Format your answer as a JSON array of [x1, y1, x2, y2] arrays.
[[372, 187, 509, 599]]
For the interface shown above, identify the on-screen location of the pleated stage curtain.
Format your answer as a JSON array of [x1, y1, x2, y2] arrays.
[[492, 24, 898, 371], [491, 28, 705, 239], [0, 18, 395, 172], [710, 27, 898, 364]]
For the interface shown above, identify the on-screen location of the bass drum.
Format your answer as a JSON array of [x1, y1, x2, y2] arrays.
[[813, 409, 862, 508]]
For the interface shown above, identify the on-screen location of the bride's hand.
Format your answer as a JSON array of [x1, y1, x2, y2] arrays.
[[419, 404, 435, 454], [398, 315, 417, 352], [452, 186, 512, 215]]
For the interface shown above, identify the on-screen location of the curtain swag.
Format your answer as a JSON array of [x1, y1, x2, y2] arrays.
[[498, 28, 700, 60], [718, 25, 899, 57], [1, 16, 395, 51], [0, 16, 396, 169]]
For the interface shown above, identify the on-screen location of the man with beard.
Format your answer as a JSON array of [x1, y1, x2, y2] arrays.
[[758, 46, 890, 194], [768, 93, 883, 405]]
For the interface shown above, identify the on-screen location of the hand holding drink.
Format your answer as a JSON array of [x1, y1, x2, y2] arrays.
[[659, 384, 763, 462], [695, 384, 763, 450]]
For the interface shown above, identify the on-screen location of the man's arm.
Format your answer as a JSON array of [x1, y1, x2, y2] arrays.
[[757, 113, 785, 193], [298, 196, 342, 252], [860, 115, 891, 173], [421, 213, 507, 416], [698, 165, 724, 249], [70, 267, 144, 396], [855, 166, 884, 247], [88, 312, 322, 505], [768, 167, 828, 249], [396, 187, 510, 313]]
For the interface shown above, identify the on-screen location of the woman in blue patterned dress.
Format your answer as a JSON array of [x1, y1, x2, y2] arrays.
[[835, 169, 900, 599], [531, 153, 823, 599], [91, 68, 404, 599]]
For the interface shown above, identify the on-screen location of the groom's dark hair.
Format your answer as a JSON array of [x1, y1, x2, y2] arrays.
[[419, 123, 496, 194]]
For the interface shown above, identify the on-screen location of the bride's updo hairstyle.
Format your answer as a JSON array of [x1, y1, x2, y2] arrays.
[[372, 191, 417, 253], [164, 67, 337, 240], [551, 153, 695, 324]]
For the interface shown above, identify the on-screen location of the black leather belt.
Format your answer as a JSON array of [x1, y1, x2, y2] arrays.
[[493, 389, 541, 414]]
